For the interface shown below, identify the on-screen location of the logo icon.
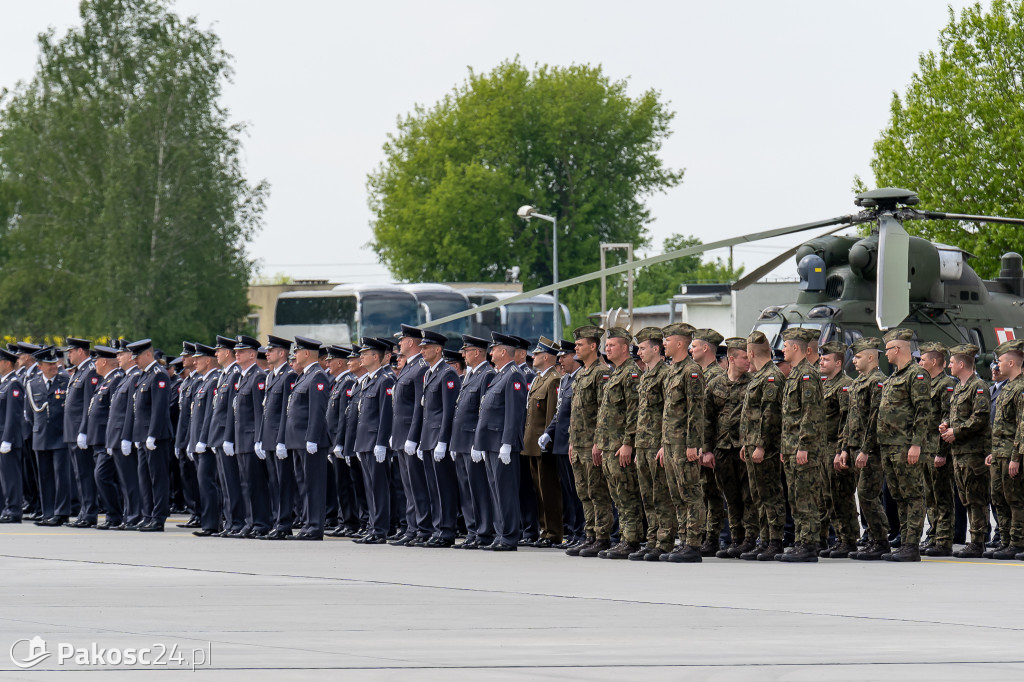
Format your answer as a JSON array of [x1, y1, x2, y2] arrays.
[[11, 636, 51, 669]]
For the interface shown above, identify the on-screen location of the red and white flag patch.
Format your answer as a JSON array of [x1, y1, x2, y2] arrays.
[[385, 387, 393, 396], [996, 327, 1016, 344], [345, 389, 353, 397], [158, 381, 166, 389], [91, 377, 98, 385], [316, 383, 325, 391], [446, 380, 455, 389], [257, 382, 265, 390], [513, 382, 522, 391], [12, 390, 18, 397]]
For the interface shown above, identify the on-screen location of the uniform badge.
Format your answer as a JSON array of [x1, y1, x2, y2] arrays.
[[446, 380, 455, 389], [767, 376, 775, 382], [802, 375, 810, 381], [91, 377, 98, 385], [690, 372, 699, 379], [316, 383, 325, 391], [233, 382, 239, 390], [12, 390, 18, 397], [977, 388, 985, 394], [527, 382, 533, 390], [289, 382, 296, 390], [345, 389, 353, 397], [385, 387, 393, 396], [820, 376, 827, 381], [602, 374, 610, 381], [946, 386, 955, 392], [877, 383, 884, 388], [630, 373, 639, 378], [257, 382, 265, 390], [915, 374, 925, 380], [158, 381, 166, 389], [513, 382, 522, 391], [841, 386, 849, 392]]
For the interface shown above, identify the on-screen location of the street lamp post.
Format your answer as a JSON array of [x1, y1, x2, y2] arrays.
[[517, 205, 561, 340]]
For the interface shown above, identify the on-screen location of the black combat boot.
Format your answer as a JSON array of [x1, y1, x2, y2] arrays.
[[727, 537, 756, 559], [565, 536, 595, 557], [628, 542, 654, 561], [955, 542, 984, 559], [600, 541, 640, 560], [778, 543, 818, 563], [884, 544, 921, 562], [756, 539, 783, 561], [992, 545, 1024, 560], [699, 537, 718, 557], [827, 541, 857, 559], [925, 544, 953, 557], [577, 537, 612, 558], [661, 544, 702, 563]]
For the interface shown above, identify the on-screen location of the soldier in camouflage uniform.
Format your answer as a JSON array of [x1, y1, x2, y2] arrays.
[[566, 325, 615, 558], [917, 341, 957, 557], [691, 328, 727, 555], [940, 343, 992, 558], [631, 327, 676, 561], [776, 327, 825, 563], [738, 331, 787, 561], [593, 327, 644, 559], [657, 322, 705, 563], [703, 337, 757, 558], [817, 341, 857, 558], [986, 340, 1024, 559]]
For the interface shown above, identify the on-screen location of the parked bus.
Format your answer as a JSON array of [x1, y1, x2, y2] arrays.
[[462, 290, 571, 346], [273, 284, 420, 345]]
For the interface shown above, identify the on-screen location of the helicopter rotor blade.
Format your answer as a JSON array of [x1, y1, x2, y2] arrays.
[[730, 223, 853, 291], [920, 210, 1024, 227], [876, 213, 911, 331]]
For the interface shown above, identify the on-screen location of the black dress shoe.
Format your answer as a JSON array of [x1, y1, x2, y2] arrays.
[[290, 533, 323, 541], [491, 542, 517, 552], [36, 516, 68, 527], [176, 517, 201, 529], [455, 539, 480, 549], [407, 536, 429, 547], [532, 538, 554, 549], [264, 529, 292, 540], [95, 521, 119, 530], [426, 537, 455, 548], [518, 537, 538, 547], [363, 534, 387, 545], [192, 529, 217, 537], [0, 515, 22, 524], [24, 512, 42, 521], [76, 519, 98, 528], [138, 522, 164, 532]]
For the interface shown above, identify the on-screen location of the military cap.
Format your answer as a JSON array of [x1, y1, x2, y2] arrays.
[[806, 328, 821, 341], [168, 356, 184, 369], [349, 343, 363, 354], [92, 345, 119, 359], [558, 339, 576, 356], [572, 325, 604, 341], [182, 341, 196, 355], [461, 334, 489, 351], [781, 327, 814, 343], [116, 339, 132, 352], [949, 343, 979, 358], [126, 339, 153, 356], [507, 335, 530, 351], [325, 345, 351, 360], [317, 345, 329, 358], [849, 337, 881, 354], [266, 335, 292, 350], [398, 324, 423, 340], [916, 341, 947, 355], [746, 330, 770, 346], [16, 342, 41, 355], [257, 347, 268, 361], [818, 340, 845, 357], [443, 348, 463, 363], [662, 322, 696, 338], [234, 334, 260, 351], [882, 328, 914, 343], [635, 327, 663, 344], [489, 331, 519, 348], [419, 330, 448, 346], [0, 348, 18, 363], [532, 336, 558, 355], [192, 343, 216, 358], [33, 346, 60, 363], [66, 337, 91, 351], [724, 337, 747, 350], [293, 336, 322, 352], [359, 337, 391, 353], [605, 327, 633, 343], [212, 335, 234, 350], [5, 343, 16, 353], [693, 328, 724, 347], [995, 339, 1024, 355]]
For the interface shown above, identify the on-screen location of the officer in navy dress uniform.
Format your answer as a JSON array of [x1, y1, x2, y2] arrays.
[[543, 340, 586, 546], [83, 346, 124, 529], [338, 346, 369, 536], [197, 335, 245, 536], [187, 343, 222, 536], [451, 334, 496, 549], [417, 329, 462, 546], [125, 339, 173, 532], [107, 340, 143, 529], [284, 336, 331, 540], [325, 345, 361, 536], [226, 335, 271, 538], [14, 343, 42, 519], [173, 342, 201, 529], [353, 337, 396, 544], [260, 335, 297, 540], [510, 335, 541, 545], [0, 347, 25, 523], [28, 347, 73, 526], [475, 332, 528, 550], [62, 337, 100, 527]]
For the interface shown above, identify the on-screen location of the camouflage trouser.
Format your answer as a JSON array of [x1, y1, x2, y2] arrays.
[[569, 446, 614, 540], [922, 453, 954, 547], [857, 450, 888, 544], [783, 452, 821, 546], [714, 448, 756, 542], [816, 455, 833, 545], [745, 451, 786, 542], [635, 447, 677, 551], [826, 456, 860, 544], [601, 450, 644, 544], [663, 443, 704, 546], [996, 458, 1024, 547], [953, 454, 991, 545], [990, 460, 1011, 543], [701, 463, 725, 540], [881, 445, 925, 546]]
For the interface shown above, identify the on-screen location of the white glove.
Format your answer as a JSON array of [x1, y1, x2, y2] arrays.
[[255, 441, 262, 455], [404, 440, 417, 456], [0, 441, 10, 455], [134, 442, 140, 450], [196, 441, 207, 453], [538, 433, 552, 450], [416, 449, 424, 461], [449, 449, 456, 461], [173, 448, 180, 460], [275, 443, 287, 459], [373, 445, 387, 463], [433, 442, 446, 461], [106, 448, 112, 456], [186, 450, 195, 462], [471, 448, 483, 463], [306, 441, 317, 455], [255, 446, 266, 460], [344, 455, 351, 465], [222, 441, 234, 456], [146, 436, 157, 451], [499, 443, 512, 465], [121, 440, 132, 456], [333, 445, 342, 457], [76, 433, 88, 450], [327, 453, 334, 464]]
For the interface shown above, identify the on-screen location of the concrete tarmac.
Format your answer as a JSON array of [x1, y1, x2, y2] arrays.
[[0, 519, 1021, 680]]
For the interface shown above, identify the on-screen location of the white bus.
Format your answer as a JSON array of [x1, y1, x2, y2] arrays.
[[462, 290, 571, 346], [273, 284, 421, 345]]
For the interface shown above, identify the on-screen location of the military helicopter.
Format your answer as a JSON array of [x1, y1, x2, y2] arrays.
[[419, 187, 1024, 376]]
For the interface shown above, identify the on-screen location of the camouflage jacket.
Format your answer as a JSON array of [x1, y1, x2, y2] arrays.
[[594, 359, 640, 451], [661, 356, 705, 450], [821, 372, 851, 454], [993, 374, 1024, 460], [781, 358, 824, 453], [740, 361, 784, 452], [702, 362, 726, 383], [635, 360, 670, 449], [703, 371, 750, 452], [947, 373, 991, 457], [568, 360, 607, 451], [878, 360, 932, 448], [926, 373, 956, 457], [843, 368, 884, 455]]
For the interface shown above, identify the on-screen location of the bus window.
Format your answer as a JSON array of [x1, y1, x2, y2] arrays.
[[276, 295, 356, 327]]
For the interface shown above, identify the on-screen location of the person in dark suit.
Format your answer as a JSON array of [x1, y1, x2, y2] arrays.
[[14, 343, 42, 520], [226, 335, 271, 538], [83, 346, 124, 529], [390, 325, 433, 546], [475, 333, 528, 551], [260, 335, 297, 540], [126, 339, 173, 532], [107, 340, 143, 529], [543, 340, 585, 546], [187, 344, 222, 536], [451, 335, 496, 549], [511, 335, 540, 544], [63, 337, 99, 527], [325, 345, 360, 537], [28, 347, 73, 526], [417, 329, 461, 546], [339, 346, 369, 536], [173, 342, 201, 529], [353, 337, 396, 544], [284, 336, 331, 540], [0, 347, 25, 523], [198, 335, 245, 536]]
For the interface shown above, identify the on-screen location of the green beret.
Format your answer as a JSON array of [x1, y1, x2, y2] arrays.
[[949, 343, 979, 357], [662, 322, 696, 338], [572, 325, 604, 341], [819, 341, 846, 356], [693, 328, 724, 347], [635, 327, 664, 343], [605, 327, 633, 343], [850, 337, 881, 354], [747, 330, 770, 345], [781, 327, 813, 343], [995, 339, 1024, 355], [917, 341, 948, 355], [882, 328, 914, 343], [724, 337, 747, 350]]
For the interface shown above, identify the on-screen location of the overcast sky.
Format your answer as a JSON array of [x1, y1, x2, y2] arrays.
[[0, 1, 985, 286]]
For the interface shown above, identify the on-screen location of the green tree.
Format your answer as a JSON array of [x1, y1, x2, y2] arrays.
[[0, 0, 266, 349], [367, 59, 684, 296], [867, 0, 1024, 277], [631, 234, 742, 309]]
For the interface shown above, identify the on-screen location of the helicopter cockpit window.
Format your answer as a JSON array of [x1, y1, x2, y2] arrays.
[[843, 328, 863, 347], [969, 328, 983, 351], [750, 321, 782, 348]]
